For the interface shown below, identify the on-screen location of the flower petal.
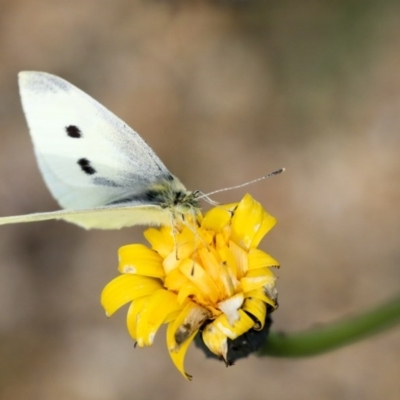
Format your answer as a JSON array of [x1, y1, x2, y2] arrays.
[[164, 268, 189, 292], [202, 324, 228, 361], [245, 288, 277, 308], [241, 268, 276, 294], [167, 302, 209, 380], [213, 309, 255, 339], [167, 323, 197, 380], [202, 203, 236, 232], [231, 194, 276, 249], [230, 194, 264, 249], [228, 240, 248, 278], [242, 297, 266, 329], [177, 282, 206, 306], [251, 209, 277, 248], [135, 289, 181, 347], [175, 226, 198, 260], [126, 296, 150, 340], [118, 244, 165, 278], [179, 259, 220, 304], [101, 275, 163, 316], [198, 247, 238, 299], [144, 226, 174, 258], [248, 248, 280, 270]]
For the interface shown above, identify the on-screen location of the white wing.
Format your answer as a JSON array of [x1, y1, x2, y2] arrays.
[[18, 71, 176, 210], [0, 72, 194, 230], [0, 205, 171, 230]]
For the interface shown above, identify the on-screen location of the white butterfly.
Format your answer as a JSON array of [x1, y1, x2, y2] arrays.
[[0, 72, 199, 229]]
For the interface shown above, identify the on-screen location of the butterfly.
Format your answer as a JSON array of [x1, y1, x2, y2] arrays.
[[0, 72, 200, 229]]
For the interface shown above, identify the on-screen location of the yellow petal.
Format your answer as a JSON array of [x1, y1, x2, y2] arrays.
[[197, 228, 215, 246], [163, 268, 189, 292], [198, 247, 224, 281], [251, 209, 277, 248], [198, 247, 238, 298], [101, 275, 163, 316], [167, 324, 197, 380], [202, 203, 236, 232], [126, 296, 150, 341], [164, 309, 181, 324], [215, 231, 230, 249], [162, 251, 180, 275], [241, 266, 276, 294], [118, 244, 165, 278], [135, 289, 181, 347], [216, 245, 238, 278], [246, 267, 276, 280], [230, 194, 264, 250], [167, 302, 208, 380], [179, 259, 220, 304], [175, 226, 198, 260], [176, 282, 207, 306], [231, 194, 276, 249], [241, 273, 275, 294], [245, 288, 277, 308], [248, 248, 280, 270], [213, 309, 255, 339], [227, 240, 248, 278], [242, 297, 266, 329], [202, 323, 228, 361], [144, 226, 174, 258]]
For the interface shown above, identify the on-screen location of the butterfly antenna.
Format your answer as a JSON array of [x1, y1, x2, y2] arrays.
[[197, 168, 285, 201]]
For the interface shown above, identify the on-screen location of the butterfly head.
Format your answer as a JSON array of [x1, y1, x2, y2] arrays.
[[171, 189, 201, 223], [134, 176, 200, 225]]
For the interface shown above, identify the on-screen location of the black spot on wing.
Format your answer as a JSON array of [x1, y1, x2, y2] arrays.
[[66, 125, 82, 138], [77, 158, 96, 175]]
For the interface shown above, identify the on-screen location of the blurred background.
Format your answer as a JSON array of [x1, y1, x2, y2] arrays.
[[0, 1, 399, 399]]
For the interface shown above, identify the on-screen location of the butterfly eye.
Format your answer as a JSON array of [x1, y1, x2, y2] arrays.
[[65, 125, 82, 138]]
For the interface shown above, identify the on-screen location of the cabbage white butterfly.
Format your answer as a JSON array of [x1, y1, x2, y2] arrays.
[[0, 72, 200, 229]]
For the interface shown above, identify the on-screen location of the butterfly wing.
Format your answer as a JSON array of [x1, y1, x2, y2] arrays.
[[0, 205, 171, 230], [18, 71, 176, 210]]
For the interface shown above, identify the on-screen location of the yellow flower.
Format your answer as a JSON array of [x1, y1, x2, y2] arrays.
[[101, 194, 279, 379]]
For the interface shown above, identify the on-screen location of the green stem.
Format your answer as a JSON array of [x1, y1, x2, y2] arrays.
[[260, 294, 400, 357]]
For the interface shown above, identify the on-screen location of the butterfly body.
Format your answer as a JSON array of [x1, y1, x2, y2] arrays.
[[0, 72, 200, 229]]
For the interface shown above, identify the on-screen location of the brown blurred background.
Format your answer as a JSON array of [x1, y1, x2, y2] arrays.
[[0, 1, 399, 399]]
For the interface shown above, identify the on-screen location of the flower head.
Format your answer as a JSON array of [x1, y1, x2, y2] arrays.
[[101, 194, 279, 379]]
